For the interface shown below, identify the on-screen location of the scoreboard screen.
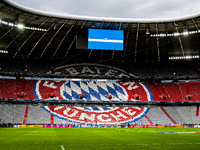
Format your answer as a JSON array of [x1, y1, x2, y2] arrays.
[[88, 29, 124, 51]]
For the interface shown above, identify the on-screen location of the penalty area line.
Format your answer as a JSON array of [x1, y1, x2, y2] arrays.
[[61, 145, 65, 150]]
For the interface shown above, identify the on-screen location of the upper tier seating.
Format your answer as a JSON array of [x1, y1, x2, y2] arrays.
[[147, 82, 200, 102]]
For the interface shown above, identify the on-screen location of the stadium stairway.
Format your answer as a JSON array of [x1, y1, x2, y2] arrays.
[[51, 115, 54, 125], [162, 106, 185, 124], [146, 106, 173, 124], [145, 116, 152, 124], [196, 106, 199, 116], [23, 106, 29, 125], [179, 83, 196, 101], [145, 83, 169, 101], [163, 83, 183, 101], [160, 106, 176, 124]]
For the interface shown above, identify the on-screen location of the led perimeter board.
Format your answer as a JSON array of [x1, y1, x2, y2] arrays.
[[88, 29, 124, 51]]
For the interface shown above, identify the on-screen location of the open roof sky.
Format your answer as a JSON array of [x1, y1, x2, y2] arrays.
[[11, 0, 200, 19]]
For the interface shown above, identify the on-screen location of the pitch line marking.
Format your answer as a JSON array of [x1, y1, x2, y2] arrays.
[[64, 143, 200, 147], [61, 145, 65, 150], [156, 132, 199, 134]]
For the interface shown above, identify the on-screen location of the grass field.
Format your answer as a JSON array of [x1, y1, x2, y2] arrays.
[[0, 128, 200, 150]]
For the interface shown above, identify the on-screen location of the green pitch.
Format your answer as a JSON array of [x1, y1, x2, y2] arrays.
[[0, 128, 200, 150]]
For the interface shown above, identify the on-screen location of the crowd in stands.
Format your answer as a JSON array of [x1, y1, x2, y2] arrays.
[[0, 122, 13, 128]]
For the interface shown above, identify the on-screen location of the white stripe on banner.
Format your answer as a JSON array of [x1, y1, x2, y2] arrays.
[[88, 38, 123, 43]]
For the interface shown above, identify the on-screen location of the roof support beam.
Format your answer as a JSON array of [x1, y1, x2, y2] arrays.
[[123, 24, 130, 61], [88, 22, 104, 59], [0, 14, 31, 41], [192, 19, 200, 31], [14, 17, 50, 57], [183, 20, 196, 52], [119, 22, 122, 30], [145, 24, 150, 63], [59, 22, 88, 62], [112, 22, 122, 60], [174, 22, 185, 56], [5, 17, 37, 51], [156, 23, 160, 62], [40, 19, 68, 57], [191, 19, 200, 53], [0, 8, 14, 18], [134, 23, 140, 62], [178, 37, 185, 56], [0, 5, 7, 11], [164, 23, 172, 53], [54, 20, 79, 59], [64, 21, 87, 58], [28, 19, 59, 58], [64, 36, 76, 58], [100, 22, 113, 59], [100, 22, 104, 29], [189, 34, 196, 52]]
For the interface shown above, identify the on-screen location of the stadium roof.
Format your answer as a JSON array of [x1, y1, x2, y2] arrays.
[[0, 0, 200, 62]]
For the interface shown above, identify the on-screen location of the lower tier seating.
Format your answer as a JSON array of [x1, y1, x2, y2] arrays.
[[1, 104, 199, 125]]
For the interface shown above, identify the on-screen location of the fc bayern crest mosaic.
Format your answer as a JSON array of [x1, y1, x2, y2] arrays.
[[33, 80, 153, 124]]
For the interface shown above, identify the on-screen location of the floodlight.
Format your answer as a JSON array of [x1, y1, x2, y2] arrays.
[[8, 22, 14, 26], [17, 24, 24, 29], [183, 32, 189, 35], [174, 33, 180, 36]]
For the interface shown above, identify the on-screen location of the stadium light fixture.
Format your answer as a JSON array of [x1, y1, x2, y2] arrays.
[[0, 19, 47, 32], [17, 24, 24, 29], [169, 55, 199, 60], [174, 33, 180, 36], [160, 33, 166, 37], [183, 31, 189, 35], [151, 29, 200, 37], [0, 50, 8, 54], [8, 22, 14, 26]]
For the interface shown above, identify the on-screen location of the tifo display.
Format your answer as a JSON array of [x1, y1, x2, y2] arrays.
[[1, 79, 200, 101]]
